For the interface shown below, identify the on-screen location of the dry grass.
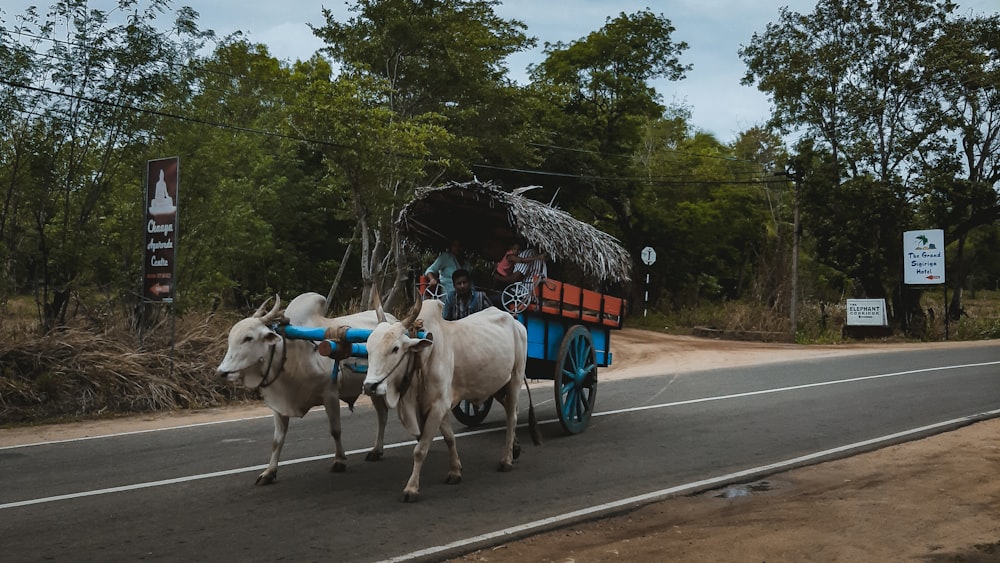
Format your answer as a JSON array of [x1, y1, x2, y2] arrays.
[[0, 303, 256, 426], [640, 291, 1000, 345]]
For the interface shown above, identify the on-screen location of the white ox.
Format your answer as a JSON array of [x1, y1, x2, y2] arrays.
[[362, 298, 539, 502], [215, 292, 394, 485]]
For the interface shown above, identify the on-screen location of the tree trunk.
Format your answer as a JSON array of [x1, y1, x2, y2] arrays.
[[948, 232, 967, 321]]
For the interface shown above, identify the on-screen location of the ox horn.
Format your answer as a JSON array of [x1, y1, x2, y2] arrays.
[[258, 294, 282, 323], [372, 284, 387, 324], [252, 295, 274, 318], [401, 297, 421, 329]]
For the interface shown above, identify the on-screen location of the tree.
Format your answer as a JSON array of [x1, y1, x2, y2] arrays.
[[311, 0, 536, 169], [0, 0, 211, 330], [916, 14, 1000, 319], [739, 0, 956, 322], [309, 0, 530, 302], [632, 122, 778, 308], [528, 10, 690, 259], [284, 56, 454, 308], [149, 36, 315, 309]]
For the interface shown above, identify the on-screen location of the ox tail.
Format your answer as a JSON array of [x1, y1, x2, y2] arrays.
[[523, 378, 542, 446]]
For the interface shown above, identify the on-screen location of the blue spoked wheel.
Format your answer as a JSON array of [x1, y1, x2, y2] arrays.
[[452, 397, 493, 427], [554, 325, 597, 434]]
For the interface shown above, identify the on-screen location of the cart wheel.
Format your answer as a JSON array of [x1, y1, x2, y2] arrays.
[[554, 325, 597, 434], [452, 397, 493, 427], [423, 283, 446, 301], [501, 282, 532, 313]]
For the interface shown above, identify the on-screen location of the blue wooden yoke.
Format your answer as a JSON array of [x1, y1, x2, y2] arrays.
[[275, 324, 425, 381], [278, 325, 373, 343]]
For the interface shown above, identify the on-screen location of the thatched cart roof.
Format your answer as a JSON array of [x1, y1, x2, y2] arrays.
[[396, 180, 632, 284]]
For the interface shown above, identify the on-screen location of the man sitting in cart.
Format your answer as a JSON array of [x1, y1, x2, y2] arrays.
[[442, 269, 493, 320]]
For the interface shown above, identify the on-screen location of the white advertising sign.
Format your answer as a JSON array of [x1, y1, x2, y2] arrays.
[[903, 229, 945, 285], [846, 299, 888, 326]]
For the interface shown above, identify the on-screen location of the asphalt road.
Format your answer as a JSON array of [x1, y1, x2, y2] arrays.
[[1, 344, 998, 562]]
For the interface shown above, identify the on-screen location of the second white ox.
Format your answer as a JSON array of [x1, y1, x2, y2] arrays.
[[216, 292, 394, 485], [363, 298, 538, 502]]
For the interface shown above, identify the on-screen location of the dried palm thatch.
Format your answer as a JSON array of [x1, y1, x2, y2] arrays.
[[397, 180, 632, 284]]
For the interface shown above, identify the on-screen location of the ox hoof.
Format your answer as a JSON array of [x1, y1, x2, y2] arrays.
[[330, 461, 347, 473], [498, 461, 513, 472], [445, 473, 463, 485], [402, 491, 420, 503], [364, 450, 384, 462], [255, 472, 277, 486]]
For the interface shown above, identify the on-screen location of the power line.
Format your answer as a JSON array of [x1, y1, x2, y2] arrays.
[[1, 78, 447, 164], [529, 141, 766, 165], [1, 77, 355, 150], [472, 163, 785, 187]]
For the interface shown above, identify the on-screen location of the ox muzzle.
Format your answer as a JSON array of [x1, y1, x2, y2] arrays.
[[216, 368, 240, 382], [363, 350, 416, 397], [363, 377, 387, 397]]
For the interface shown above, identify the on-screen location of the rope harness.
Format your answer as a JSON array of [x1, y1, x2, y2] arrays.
[[258, 323, 289, 388]]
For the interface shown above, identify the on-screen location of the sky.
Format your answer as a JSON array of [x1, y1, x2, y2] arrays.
[[3, 0, 998, 142]]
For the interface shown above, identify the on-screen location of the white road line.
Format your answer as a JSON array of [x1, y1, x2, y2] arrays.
[[594, 361, 1000, 417], [384, 407, 1000, 563], [2, 360, 997, 512], [0, 439, 416, 510], [0, 415, 273, 450]]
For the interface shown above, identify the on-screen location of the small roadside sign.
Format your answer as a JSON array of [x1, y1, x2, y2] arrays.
[[641, 246, 656, 266], [846, 299, 888, 326]]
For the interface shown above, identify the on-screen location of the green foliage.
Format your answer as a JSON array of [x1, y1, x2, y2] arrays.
[[312, 0, 537, 167], [0, 0, 995, 348], [741, 0, 999, 329], [0, 0, 212, 326]]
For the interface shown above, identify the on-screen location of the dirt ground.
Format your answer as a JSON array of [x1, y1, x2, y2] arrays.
[[3, 330, 999, 562]]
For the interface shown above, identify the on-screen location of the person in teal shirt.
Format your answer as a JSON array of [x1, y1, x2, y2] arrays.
[[425, 239, 472, 295]]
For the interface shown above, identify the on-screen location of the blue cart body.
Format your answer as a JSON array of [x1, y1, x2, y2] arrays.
[[520, 311, 612, 367]]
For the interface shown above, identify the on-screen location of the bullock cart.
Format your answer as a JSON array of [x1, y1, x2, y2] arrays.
[[397, 180, 632, 434], [267, 181, 631, 435]]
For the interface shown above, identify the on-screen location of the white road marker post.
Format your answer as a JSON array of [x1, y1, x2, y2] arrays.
[[640, 246, 656, 318]]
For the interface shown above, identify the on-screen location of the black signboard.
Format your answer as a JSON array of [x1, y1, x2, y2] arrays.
[[143, 157, 179, 302]]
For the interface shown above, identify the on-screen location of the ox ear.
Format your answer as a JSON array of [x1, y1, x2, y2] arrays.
[[413, 333, 433, 351], [262, 329, 280, 345]]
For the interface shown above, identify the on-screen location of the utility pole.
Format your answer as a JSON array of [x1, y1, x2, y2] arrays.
[[790, 169, 801, 336], [777, 165, 803, 337]]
